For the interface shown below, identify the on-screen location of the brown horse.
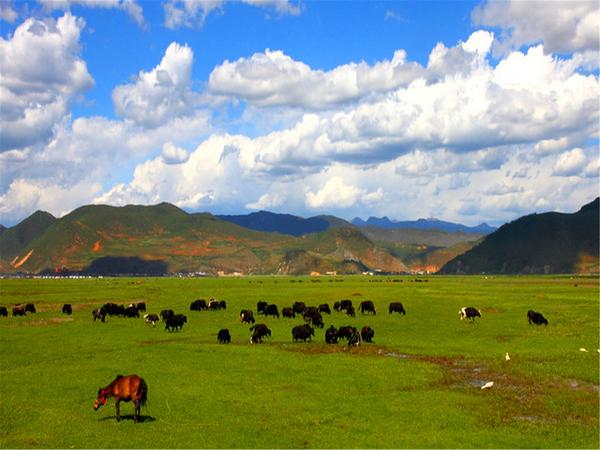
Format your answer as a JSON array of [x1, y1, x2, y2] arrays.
[[93, 374, 148, 422]]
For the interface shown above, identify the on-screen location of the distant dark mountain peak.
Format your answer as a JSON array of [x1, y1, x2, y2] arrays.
[[217, 210, 330, 236], [352, 216, 497, 234]]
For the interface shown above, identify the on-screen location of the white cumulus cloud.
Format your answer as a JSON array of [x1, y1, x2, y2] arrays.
[[208, 48, 424, 108], [246, 192, 285, 210], [472, 0, 599, 54], [305, 177, 382, 209], [0, 177, 102, 222], [161, 142, 189, 164], [553, 148, 588, 176], [112, 42, 196, 128], [0, 13, 94, 151]]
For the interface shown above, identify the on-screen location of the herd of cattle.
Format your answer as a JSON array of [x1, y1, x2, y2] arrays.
[[234, 300, 387, 345], [0, 298, 549, 345]]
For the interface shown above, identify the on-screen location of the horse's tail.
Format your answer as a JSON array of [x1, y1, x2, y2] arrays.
[[138, 378, 148, 406]]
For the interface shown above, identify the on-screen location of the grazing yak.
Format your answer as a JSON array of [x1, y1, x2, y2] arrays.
[[217, 329, 231, 344], [190, 299, 207, 311], [136, 302, 146, 312], [0, 306, 7, 317], [282, 307, 295, 318], [348, 331, 361, 346], [527, 310, 548, 326], [165, 314, 187, 332], [144, 313, 159, 326], [459, 307, 481, 322], [240, 309, 255, 324], [318, 303, 331, 315], [219, 300, 227, 310], [303, 309, 324, 328], [292, 301, 306, 315], [160, 309, 174, 321], [12, 305, 26, 317], [124, 305, 139, 318], [304, 306, 319, 316], [208, 300, 221, 310], [346, 305, 356, 317], [388, 302, 406, 315], [62, 304, 72, 315], [337, 326, 357, 341], [25, 303, 36, 313], [264, 304, 280, 318], [333, 301, 341, 312], [361, 326, 374, 343], [339, 299, 353, 311], [292, 324, 314, 342], [249, 323, 271, 343], [249, 323, 271, 339], [360, 300, 376, 315], [102, 303, 120, 316], [92, 307, 106, 322], [325, 325, 338, 344], [256, 301, 268, 315]]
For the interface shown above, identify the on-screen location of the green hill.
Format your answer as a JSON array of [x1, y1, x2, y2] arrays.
[[439, 198, 599, 274], [0, 210, 56, 265], [0, 203, 407, 275]]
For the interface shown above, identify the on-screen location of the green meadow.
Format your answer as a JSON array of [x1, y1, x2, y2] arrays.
[[0, 275, 598, 448]]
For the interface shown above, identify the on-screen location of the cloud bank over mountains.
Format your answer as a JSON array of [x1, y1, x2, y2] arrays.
[[0, 0, 598, 226]]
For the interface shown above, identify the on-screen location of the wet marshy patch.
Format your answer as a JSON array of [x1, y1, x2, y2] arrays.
[[29, 317, 75, 327], [282, 341, 599, 427]]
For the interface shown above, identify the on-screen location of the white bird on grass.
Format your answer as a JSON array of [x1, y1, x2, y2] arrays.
[[505, 352, 510, 361], [579, 348, 588, 352], [481, 381, 494, 390]]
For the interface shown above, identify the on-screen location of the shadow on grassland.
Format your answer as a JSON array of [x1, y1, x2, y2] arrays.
[[97, 414, 156, 423], [84, 256, 168, 276]]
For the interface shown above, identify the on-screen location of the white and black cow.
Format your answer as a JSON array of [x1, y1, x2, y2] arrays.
[[144, 313, 159, 326], [240, 309, 255, 324], [459, 306, 481, 322]]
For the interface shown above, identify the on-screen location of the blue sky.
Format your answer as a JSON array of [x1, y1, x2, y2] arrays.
[[0, 0, 598, 226]]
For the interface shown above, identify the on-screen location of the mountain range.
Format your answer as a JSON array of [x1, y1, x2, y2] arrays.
[[352, 216, 496, 234], [0, 199, 597, 275], [0, 203, 410, 275]]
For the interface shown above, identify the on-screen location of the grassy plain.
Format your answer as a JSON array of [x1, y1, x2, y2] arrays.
[[0, 275, 598, 448]]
